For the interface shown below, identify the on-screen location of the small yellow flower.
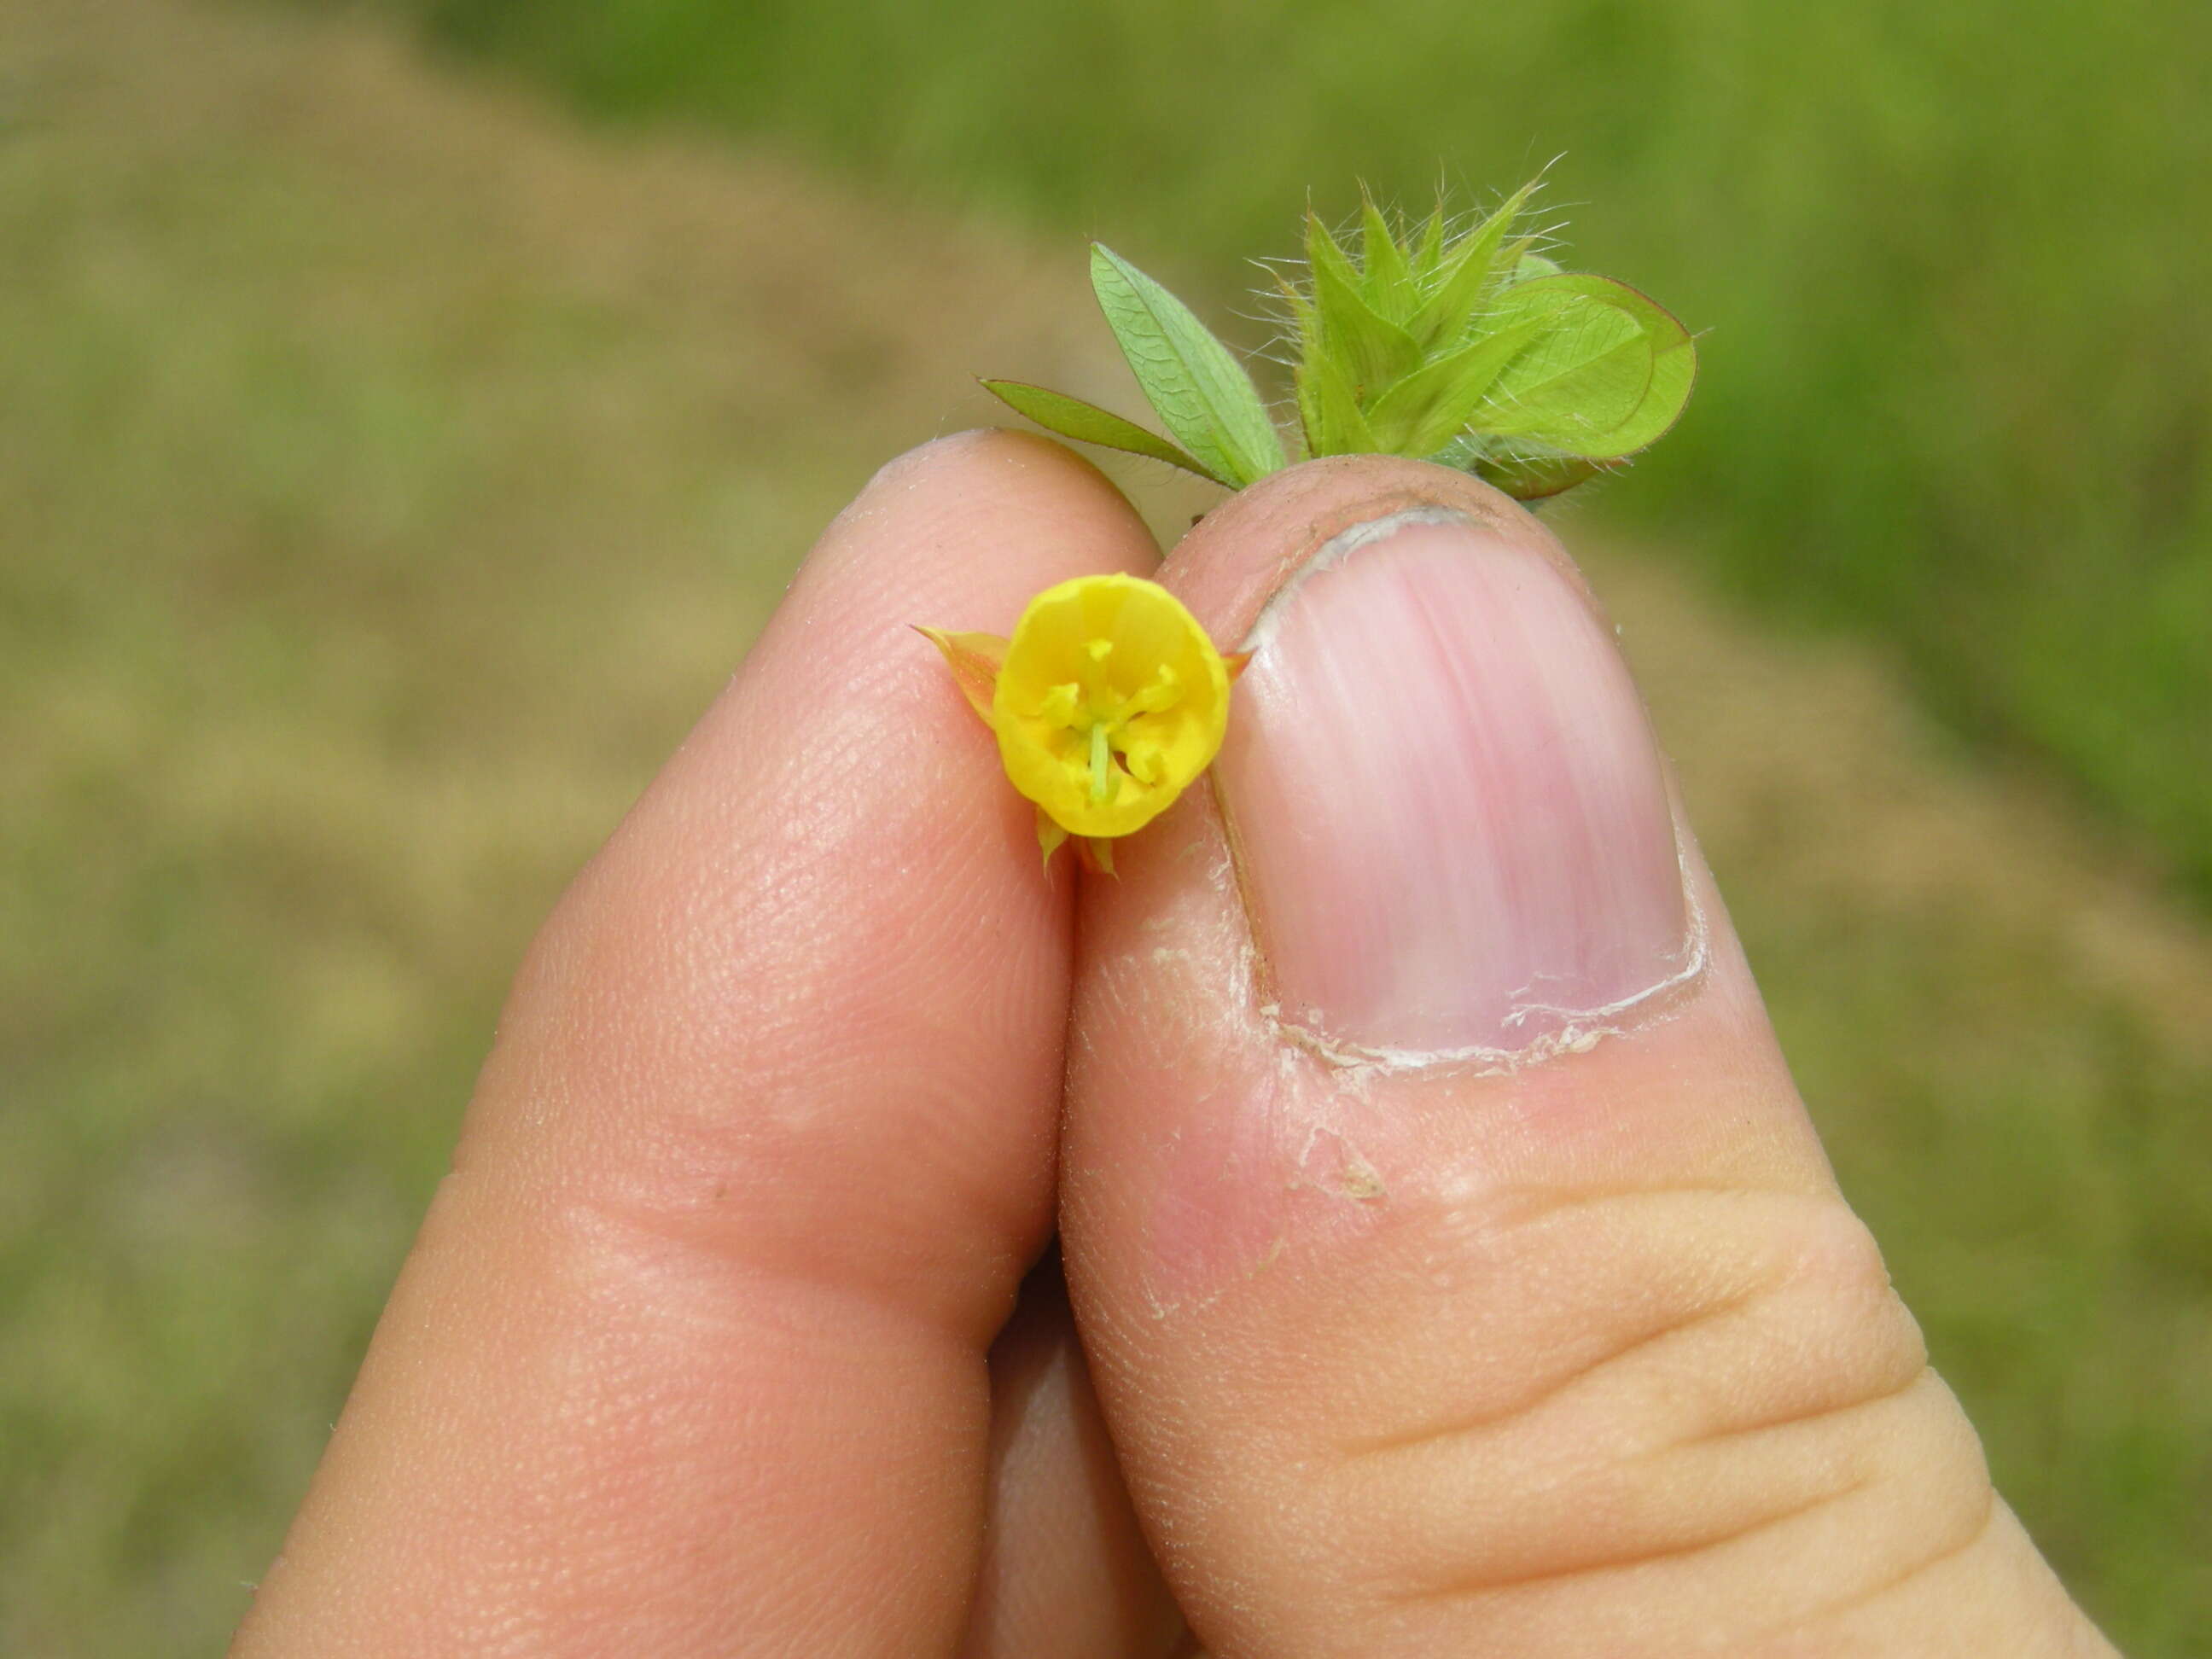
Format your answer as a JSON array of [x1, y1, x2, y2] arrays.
[[918, 573, 1242, 871]]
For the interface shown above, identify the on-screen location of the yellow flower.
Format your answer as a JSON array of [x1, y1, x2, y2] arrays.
[[918, 573, 1242, 870]]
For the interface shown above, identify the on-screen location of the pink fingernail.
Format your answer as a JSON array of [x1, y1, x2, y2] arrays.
[[1218, 510, 1697, 1061]]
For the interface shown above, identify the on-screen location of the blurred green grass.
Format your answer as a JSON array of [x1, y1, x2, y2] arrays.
[[3, 2, 2208, 1653], [360, 0, 2212, 904]]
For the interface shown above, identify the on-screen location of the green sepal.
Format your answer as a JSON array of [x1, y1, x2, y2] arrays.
[[1088, 243, 1288, 487], [1296, 349, 1378, 457], [1302, 212, 1421, 399], [1356, 192, 1415, 320], [980, 379, 1224, 483], [1411, 204, 1447, 280], [1363, 312, 1554, 457], [1475, 446, 1617, 500], [1406, 183, 1534, 351]]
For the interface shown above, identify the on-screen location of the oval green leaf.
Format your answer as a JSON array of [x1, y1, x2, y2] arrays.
[[1470, 274, 1695, 460], [1089, 244, 1288, 488]]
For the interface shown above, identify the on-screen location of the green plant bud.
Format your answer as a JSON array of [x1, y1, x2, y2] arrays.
[[983, 182, 1696, 504]]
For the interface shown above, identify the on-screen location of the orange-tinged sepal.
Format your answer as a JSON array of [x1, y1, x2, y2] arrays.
[[1035, 810, 1069, 870], [913, 626, 1008, 725]]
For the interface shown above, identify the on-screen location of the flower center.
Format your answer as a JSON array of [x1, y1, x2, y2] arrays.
[[1036, 637, 1185, 806]]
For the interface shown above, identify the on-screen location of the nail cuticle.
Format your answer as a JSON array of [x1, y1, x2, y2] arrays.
[[1241, 506, 1481, 654], [1254, 860, 1711, 1077]]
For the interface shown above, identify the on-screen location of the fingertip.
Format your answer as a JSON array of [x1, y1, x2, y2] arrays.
[[1155, 452, 1591, 644], [852, 426, 1125, 534]]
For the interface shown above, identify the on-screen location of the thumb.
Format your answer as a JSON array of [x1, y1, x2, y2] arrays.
[[1060, 458, 2114, 1657]]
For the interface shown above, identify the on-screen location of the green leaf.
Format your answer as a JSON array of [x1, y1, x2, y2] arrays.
[[1296, 350, 1378, 457], [1568, 279, 1697, 455], [1466, 276, 1653, 451], [1303, 212, 1421, 399], [1470, 274, 1695, 459], [1089, 243, 1288, 487], [1363, 311, 1554, 456], [1406, 182, 1534, 351], [1357, 194, 1415, 319], [980, 379, 1222, 482]]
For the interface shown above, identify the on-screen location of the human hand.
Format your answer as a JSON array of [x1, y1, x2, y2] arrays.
[[230, 433, 2117, 1656]]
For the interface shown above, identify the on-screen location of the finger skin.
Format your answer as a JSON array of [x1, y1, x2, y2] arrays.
[[1061, 457, 2115, 1657], [233, 432, 1159, 1657], [960, 1260, 1187, 1659]]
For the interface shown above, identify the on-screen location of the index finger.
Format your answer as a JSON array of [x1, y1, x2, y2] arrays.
[[231, 432, 1160, 1656]]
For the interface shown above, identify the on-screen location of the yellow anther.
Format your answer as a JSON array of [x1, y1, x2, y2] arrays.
[[1036, 682, 1081, 725]]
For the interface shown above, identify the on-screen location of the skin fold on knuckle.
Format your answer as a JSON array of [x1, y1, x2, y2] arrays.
[[1282, 1181, 1997, 1644]]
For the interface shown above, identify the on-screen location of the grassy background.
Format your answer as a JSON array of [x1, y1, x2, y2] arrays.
[[350, 0, 2212, 906], [3, 0, 2208, 1652]]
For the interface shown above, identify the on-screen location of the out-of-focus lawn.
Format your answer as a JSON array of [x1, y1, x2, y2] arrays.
[[0, 0, 1086, 1645], [363, 0, 2212, 906], [1, 1, 2207, 1654]]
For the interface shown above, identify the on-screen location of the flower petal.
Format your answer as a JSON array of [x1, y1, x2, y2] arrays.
[[992, 574, 1231, 840]]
